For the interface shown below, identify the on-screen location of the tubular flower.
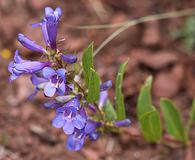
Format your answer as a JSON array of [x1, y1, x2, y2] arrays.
[[66, 120, 101, 151], [41, 7, 62, 49], [31, 67, 66, 97], [17, 34, 46, 54], [52, 95, 86, 135], [8, 50, 51, 81]]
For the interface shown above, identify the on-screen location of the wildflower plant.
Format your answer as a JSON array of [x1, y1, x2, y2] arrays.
[[8, 7, 131, 151]]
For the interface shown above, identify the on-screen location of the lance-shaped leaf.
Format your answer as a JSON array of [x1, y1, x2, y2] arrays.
[[115, 60, 128, 120], [186, 99, 195, 135], [82, 43, 94, 87], [137, 76, 153, 119], [137, 76, 162, 142], [87, 68, 100, 103], [140, 106, 162, 142], [160, 98, 187, 142], [104, 100, 117, 121]]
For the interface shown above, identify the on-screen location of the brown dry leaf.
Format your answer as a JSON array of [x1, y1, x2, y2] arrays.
[[153, 64, 184, 97]]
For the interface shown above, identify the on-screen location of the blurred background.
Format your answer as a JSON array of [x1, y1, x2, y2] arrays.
[[0, 0, 195, 159]]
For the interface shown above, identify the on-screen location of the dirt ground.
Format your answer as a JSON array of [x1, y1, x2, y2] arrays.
[[0, 0, 195, 160]]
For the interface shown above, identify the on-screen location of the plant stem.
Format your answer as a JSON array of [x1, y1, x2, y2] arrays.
[[83, 8, 195, 56]]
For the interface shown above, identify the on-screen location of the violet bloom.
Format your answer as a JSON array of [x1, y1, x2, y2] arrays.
[[41, 7, 62, 49], [17, 34, 46, 54], [18, 7, 61, 54], [8, 50, 50, 81], [31, 67, 66, 97], [52, 96, 86, 135], [66, 129, 85, 151], [66, 120, 101, 151]]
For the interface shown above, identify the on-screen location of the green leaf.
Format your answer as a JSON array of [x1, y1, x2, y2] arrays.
[[190, 99, 195, 121], [87, 68, 100, 103], [137, 76, 153, 119], [160, 98, 187, 142], [186, 99, 195, 135], [115, 60, 128, 120], [104, 100, 117, 121], [82, 43, 94, 87], [140, 106, 162, 142]]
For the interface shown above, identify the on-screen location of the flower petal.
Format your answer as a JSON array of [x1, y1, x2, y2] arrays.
[[14, 50, 25, 63], [98, 91, 108, 109], [66, 134, 85, 151], [63, 120, 74, 135], [42, 67, 56, 79], [15, 61, 50, 74], [31, 74, 47, 85], [41, 20, 50, 46], [45, 7, 54, 17], [54, 7, 62, 20], [8, 61, 14, 73], [57, 82, 66, 95], [73, 115, 86, 130], [9, 74, 18, 81], [56, 68, 66, 79], [52, 114, 65, 128], [44, 82, 56, 97], [84, 120, 96, 134]]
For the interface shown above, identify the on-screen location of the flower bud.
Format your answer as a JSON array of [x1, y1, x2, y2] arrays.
[[61, 54, 77, 64], [100, 80, 112, 91], [114, 119, 131, 127]]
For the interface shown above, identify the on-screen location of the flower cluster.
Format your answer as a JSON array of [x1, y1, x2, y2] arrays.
[[8, 7, 131, 151]]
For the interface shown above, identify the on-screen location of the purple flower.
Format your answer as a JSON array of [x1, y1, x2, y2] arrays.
[[41, 7, 62, 49], [98, 80, 112, 108], [66, 129, 85, 151], [52, 96, 86, 135], [31, 67, 66, 97], [8, 50, 51, 81], [61, 54, 77, 64], [66, 120, 101, 151], [114, 119, 131, 127], [17, 33, 46, 54], [98, 91, 108, 109], [100, 80, 112, 91]]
